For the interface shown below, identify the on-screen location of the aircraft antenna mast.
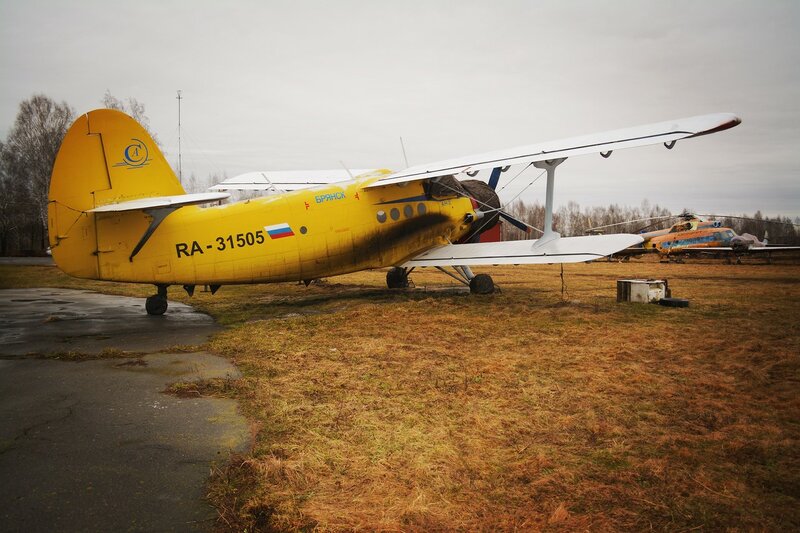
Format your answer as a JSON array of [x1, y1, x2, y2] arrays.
[[176, 90, 183, 185], [400, 136, 410, 168], [339, 161, 355, 180]]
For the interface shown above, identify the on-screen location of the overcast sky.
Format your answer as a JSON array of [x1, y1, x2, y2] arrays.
[[1, 0, 798, 217]]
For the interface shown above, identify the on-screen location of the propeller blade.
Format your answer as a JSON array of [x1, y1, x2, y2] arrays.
[[499, 211, 531, 233], [488, 166, 503, 190]]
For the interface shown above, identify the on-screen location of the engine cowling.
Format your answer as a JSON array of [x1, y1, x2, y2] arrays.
[[459, 180, 501, 242], [424, 176, 501, 242]]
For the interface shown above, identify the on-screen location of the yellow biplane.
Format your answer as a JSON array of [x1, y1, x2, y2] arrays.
[[48, 109, 740, 314]]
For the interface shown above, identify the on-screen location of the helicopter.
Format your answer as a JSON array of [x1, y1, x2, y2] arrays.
[[589, 213, 800, 262]]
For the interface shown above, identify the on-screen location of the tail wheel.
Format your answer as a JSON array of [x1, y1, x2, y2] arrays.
[[145, 285, 168, 315], [145, 295, 168, 315]]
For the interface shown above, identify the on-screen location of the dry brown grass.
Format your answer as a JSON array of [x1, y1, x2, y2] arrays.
[[3, 258, 799, 531]]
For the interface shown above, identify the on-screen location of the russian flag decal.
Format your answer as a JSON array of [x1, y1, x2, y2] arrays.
[[264, 223, 295, 239]]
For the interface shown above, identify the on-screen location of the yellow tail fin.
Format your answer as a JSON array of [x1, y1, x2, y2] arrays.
[[48, 109, 183, 278]]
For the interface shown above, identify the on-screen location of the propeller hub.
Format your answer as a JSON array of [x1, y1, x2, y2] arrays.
[[460, 179, 501, 231]]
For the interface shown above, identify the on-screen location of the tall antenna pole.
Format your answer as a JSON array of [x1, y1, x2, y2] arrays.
[[399, 136, 410, 168], [176, 90, 183, 185]]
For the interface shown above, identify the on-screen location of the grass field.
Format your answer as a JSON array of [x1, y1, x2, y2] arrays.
[[2, 258, 799, 531]]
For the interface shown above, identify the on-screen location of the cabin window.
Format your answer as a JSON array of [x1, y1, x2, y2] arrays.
[[417, 203, 427, 215], [403, 205, 413, 218], [299, 226, 308, 234], [376, 210, 387, 223], [390, 208, 400, 221]]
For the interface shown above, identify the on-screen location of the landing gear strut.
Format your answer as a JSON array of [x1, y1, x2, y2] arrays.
[[435, 265, 496, 294], [145, 284, 168, 315]]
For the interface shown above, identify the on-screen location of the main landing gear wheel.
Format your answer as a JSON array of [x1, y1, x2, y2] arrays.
[[386, 267, 410, 289], [469, 273, 495, 294], [145, 285, 168, 315]]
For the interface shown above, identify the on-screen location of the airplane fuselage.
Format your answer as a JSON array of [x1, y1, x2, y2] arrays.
[[87, 174, 475, 285]]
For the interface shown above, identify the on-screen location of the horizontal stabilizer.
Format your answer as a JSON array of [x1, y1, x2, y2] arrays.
[[403, 234, 644, 267], [88, 192, 230, 213]]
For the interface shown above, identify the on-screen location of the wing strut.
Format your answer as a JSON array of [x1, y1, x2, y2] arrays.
[[532, 157, 566, 245]]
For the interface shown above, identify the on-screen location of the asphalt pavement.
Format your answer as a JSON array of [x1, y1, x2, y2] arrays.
[[0, 288, 250, 532]]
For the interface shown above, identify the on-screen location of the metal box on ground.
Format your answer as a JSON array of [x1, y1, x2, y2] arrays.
[[616, 279, 668, 303]]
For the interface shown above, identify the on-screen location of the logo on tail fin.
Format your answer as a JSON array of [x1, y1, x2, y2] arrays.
[[114, 139, 151, 168]]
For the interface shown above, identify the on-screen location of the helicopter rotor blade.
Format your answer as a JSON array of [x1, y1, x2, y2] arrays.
[[585, 214, 676, 234]]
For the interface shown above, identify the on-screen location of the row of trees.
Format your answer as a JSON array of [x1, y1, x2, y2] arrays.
[[0, 93, 798, 254], [502, 200, 800, 244]]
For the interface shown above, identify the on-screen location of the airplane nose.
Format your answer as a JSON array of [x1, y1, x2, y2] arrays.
[[460, 180, 501, 231]]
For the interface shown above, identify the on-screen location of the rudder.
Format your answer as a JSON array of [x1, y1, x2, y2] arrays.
[[48, 109, 184, 278]]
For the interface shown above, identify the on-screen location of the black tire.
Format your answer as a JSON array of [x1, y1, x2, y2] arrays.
[[386, 267, 409, 289], [658, 297, 689, 308], [469, 273, 495, 294], [145, 295, 168, 315]]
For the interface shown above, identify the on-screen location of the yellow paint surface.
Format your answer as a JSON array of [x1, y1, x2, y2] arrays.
[[49, 110, 475, 285]]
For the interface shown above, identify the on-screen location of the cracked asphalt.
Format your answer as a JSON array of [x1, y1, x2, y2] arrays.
[[0, 289, 250, 532]]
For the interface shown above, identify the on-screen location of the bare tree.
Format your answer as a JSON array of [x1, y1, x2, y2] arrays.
[[101, 90, 124, 112], [1, 95, 74, 254], [0, 142, 19, 255], [102, 90, 159, 145]]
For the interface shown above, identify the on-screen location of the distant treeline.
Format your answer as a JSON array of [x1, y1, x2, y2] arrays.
[[502, 199, 800, 245]]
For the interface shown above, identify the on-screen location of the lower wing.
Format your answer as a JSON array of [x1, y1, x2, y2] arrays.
[[403, 234, 643, 267]]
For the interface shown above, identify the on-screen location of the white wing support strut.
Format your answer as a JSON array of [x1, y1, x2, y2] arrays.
[[533, 157, 566, 245]]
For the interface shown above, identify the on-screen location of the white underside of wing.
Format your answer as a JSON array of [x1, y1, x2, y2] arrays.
[[87, 192, 230, 213], [210, 170, 376, 191], [403, 234, 644, 267], [368, 113, 740, 189]]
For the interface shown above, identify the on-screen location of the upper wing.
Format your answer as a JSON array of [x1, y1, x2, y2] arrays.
[[403, 234, 644, 267], [368, 113, 740, 189], [210, 170, 376, 192]]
